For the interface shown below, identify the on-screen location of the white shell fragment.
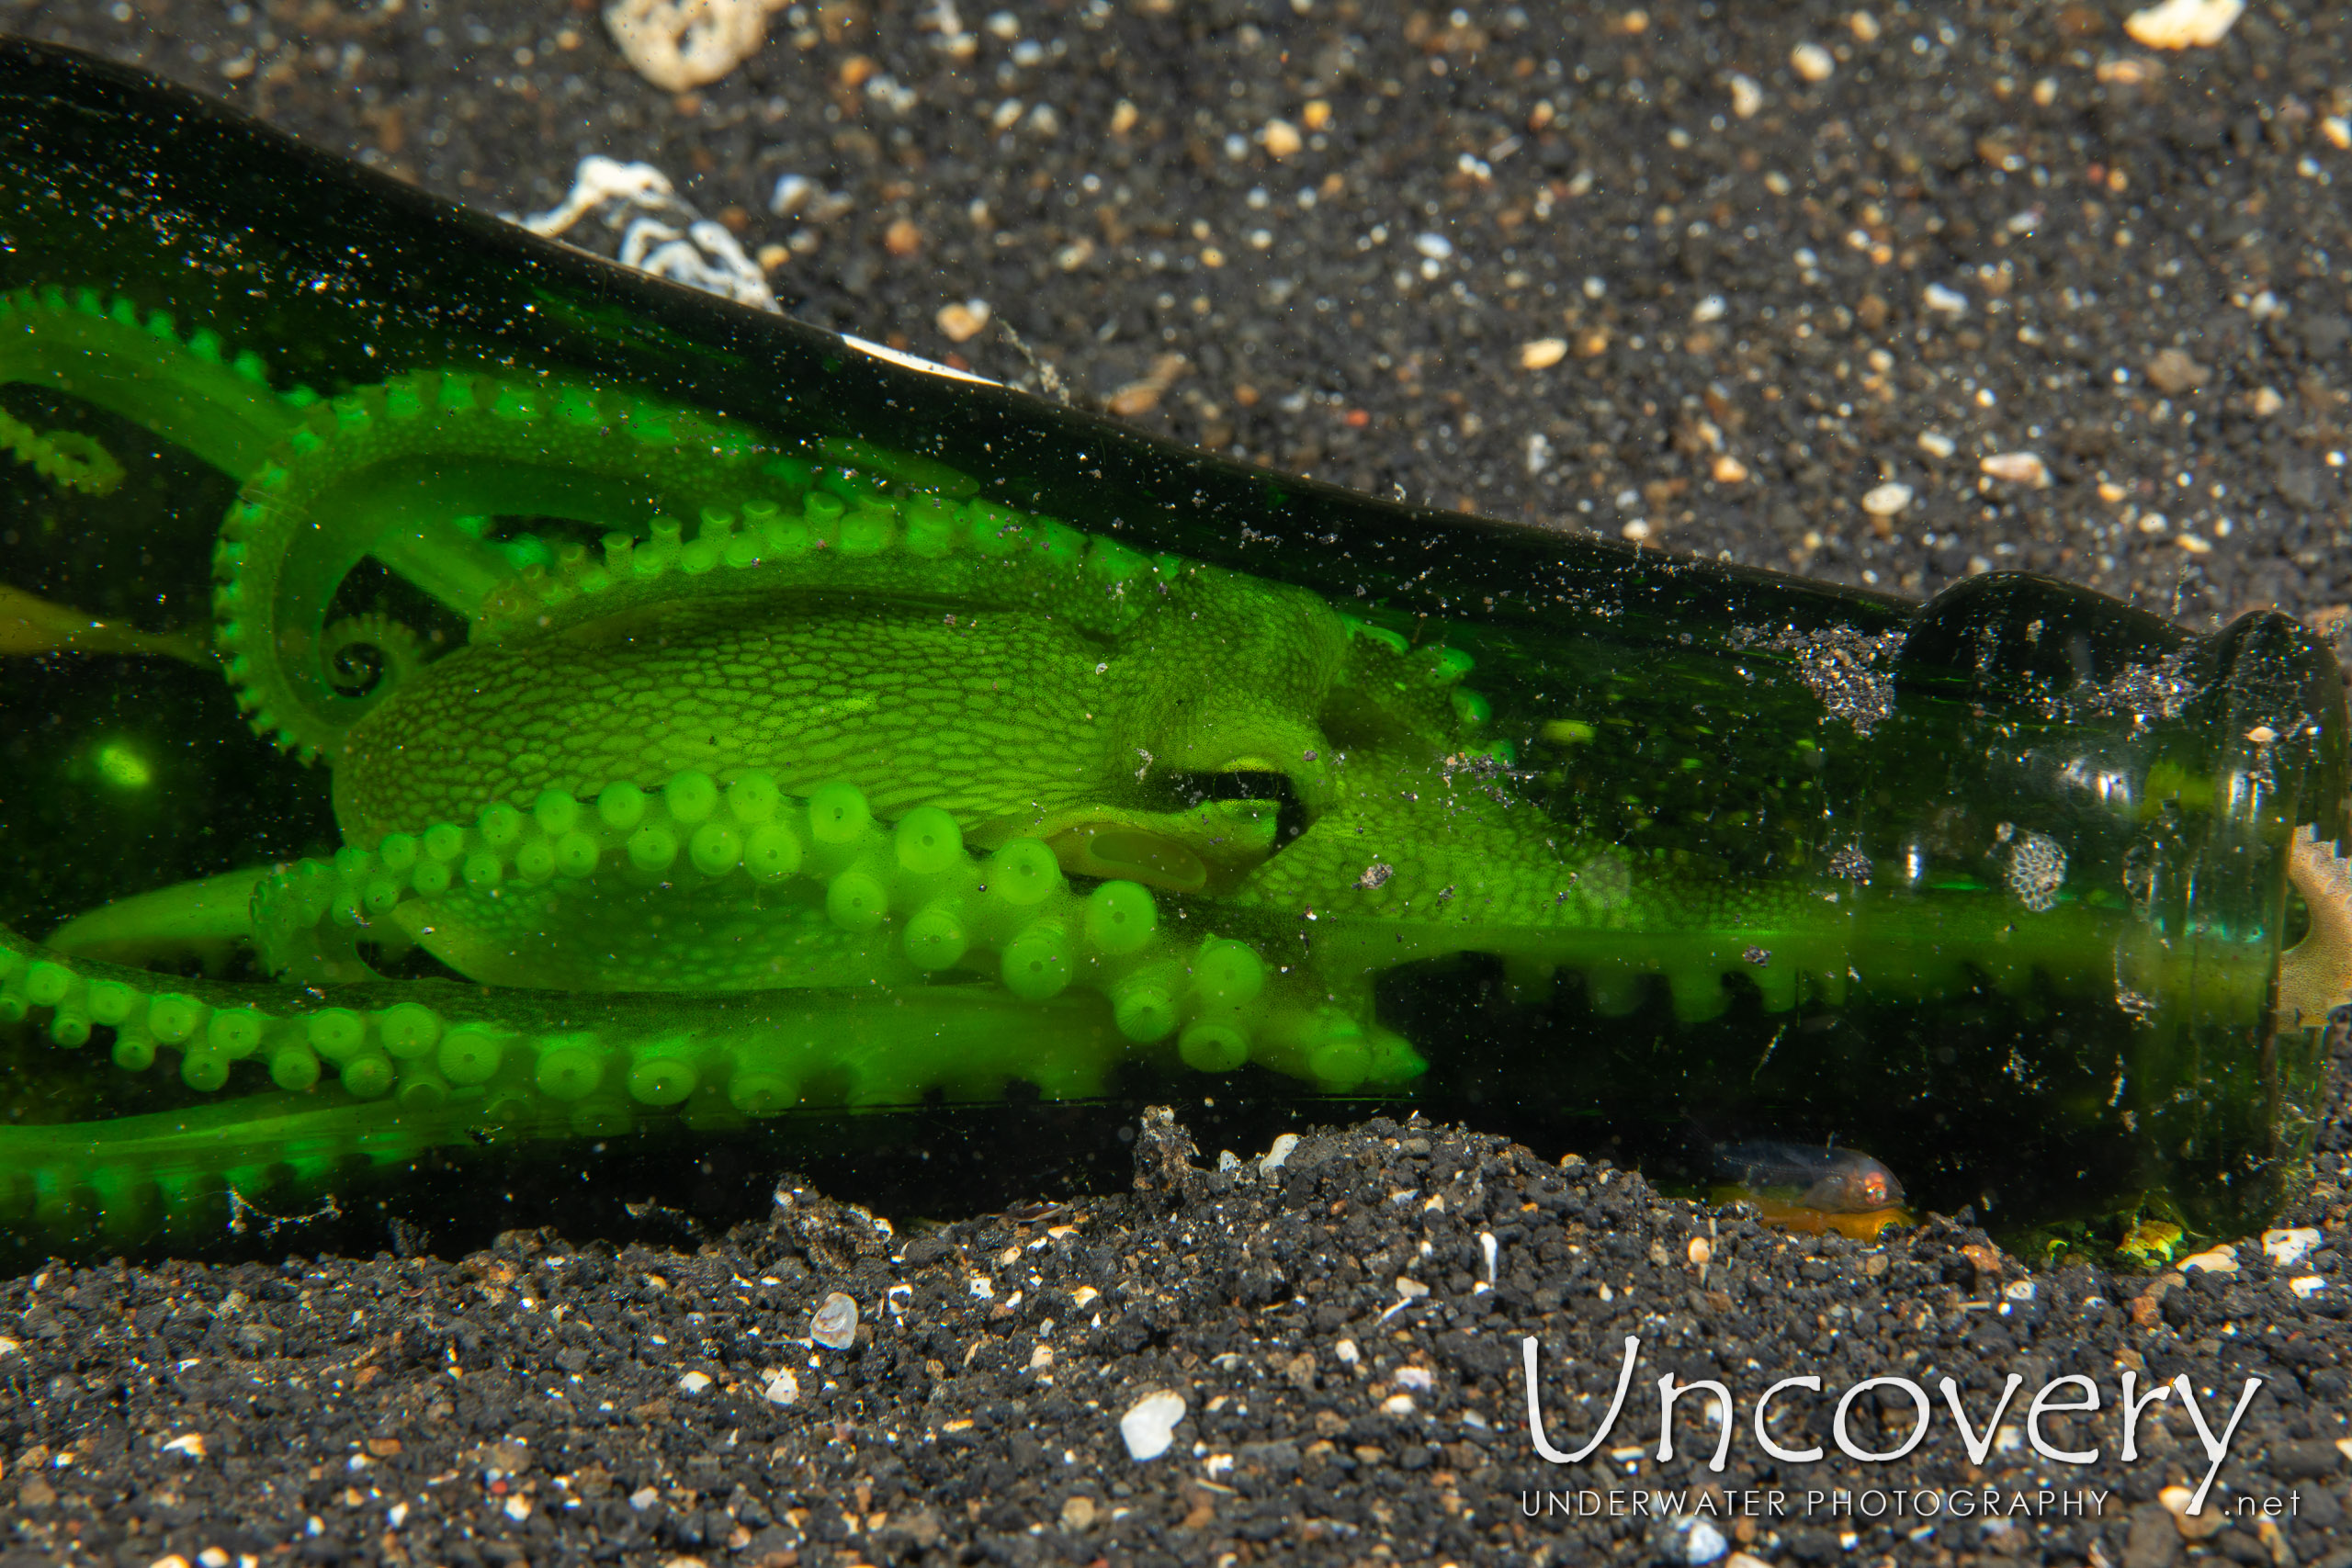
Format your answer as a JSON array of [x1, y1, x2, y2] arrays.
[[604, 0, 784, 93], [2125, 0, 2244, 50], [811, 1292, 860, 1349], [676, 1371, 714, 1393], [2180, 1245, 2239, 1275], [1861, 482, 1914, 516], [1119, 1390, 1188, 1461], [1260, 1133, 1301, 1176], [2263, 1228, 2323, 1267], [762, 1368, 800, 1405]]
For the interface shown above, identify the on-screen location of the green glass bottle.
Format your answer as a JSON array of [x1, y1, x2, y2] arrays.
[[0, 38, 2343, 1254]]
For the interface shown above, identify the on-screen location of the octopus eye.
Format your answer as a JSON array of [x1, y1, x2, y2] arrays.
[[1164, 770, 1309, 847]]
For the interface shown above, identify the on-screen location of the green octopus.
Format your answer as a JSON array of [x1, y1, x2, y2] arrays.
[[0, 270, 2342, 1249]]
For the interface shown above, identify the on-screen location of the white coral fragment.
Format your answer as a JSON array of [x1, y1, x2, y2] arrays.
[[604, 0, 784, 93]]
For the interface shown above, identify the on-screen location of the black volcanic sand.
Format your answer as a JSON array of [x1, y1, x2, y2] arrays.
[[4, 1, 2352, 1563]]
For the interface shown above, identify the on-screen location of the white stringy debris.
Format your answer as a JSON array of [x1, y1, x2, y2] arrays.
[[514, 157, 779, 312]]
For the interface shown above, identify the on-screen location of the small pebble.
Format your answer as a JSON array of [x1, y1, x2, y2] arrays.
[[1521, 337, 1568, 370], [2263, 1227, 2322, 1267], [811, 1291, 859, 1349], [936, 299, 991, 343], [2145, 346, 2209, 393], [1923, 283, 1969, 315], [1861, 481, 1913, 516], [1728, 73, 1764, 119], [1262, 118, 1302, 158], [1711, 455, 1748, 483], [1118, 1390, 1187, 1461], [2160, 1484, 2227, 1539], [1980, 452, 2051, 488], [676, 1371, 713, 1394], [2125, 0, 2244, 50], [1790, 41, 1835, 84], [1680, 1517, 1730, 1563], [1917, 431, 1958, 458]]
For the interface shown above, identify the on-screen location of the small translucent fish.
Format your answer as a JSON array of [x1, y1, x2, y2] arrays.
[[1711, 1140, 1909, 1240], [0, 582, 211, 666]]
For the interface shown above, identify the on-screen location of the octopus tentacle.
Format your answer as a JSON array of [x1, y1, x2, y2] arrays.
[[467, 472, 1193, 651], [317, 612, 427, 703], [0, 916, 1207, 1245], [248, 772, 1422, 1090], [0, 408, 124, 495], [0, 283, 315, 480], [1, 287, 537, 644], [210, 371, 765, 759]]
